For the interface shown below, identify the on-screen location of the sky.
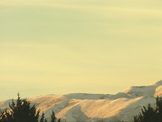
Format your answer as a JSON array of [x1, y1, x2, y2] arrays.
[[0, 0, 162, 100]]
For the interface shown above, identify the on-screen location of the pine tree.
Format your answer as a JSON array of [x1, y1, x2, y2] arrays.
[[0, 93, 59, 122], [0, 93, 40, 122], [58, 118, 61, 122], [134, 96, 162, 122], [51, 110, 56, 122], [40, 113, 45, 122], [155, 96, 162, 121]]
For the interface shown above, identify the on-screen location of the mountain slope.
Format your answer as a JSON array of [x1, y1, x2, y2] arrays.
[[1, 80, 162, 122]]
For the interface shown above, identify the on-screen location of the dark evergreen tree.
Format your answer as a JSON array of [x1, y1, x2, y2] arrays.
[[58, 118, 61, 122], [134, 96, 162, 122], [0, 93, 40, 122], [51, 110, 56, 122], [40, 113, 45, 122], [155, 96, 162, 122], [0, 93, 59, 122]]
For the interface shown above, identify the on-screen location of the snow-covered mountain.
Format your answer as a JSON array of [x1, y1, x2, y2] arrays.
[[1, 80, 162, 122]]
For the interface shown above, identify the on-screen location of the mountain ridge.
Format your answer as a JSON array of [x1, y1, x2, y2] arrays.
[[1, 80, 162, 122]]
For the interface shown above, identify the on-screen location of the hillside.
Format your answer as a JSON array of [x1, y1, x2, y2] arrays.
[[1, 80, 162, 122]]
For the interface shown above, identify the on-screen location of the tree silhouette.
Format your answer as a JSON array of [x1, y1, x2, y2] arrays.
[[40, 113, 45, 122], [51, 110, 56, 122], [0, 93, 59, 122], [0, 93, 40, 122], [134, 96, 162, 122]]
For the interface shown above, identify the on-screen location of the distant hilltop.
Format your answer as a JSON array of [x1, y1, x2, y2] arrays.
[[1, 80, 162, 122]]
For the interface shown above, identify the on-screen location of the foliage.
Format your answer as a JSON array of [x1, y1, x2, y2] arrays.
[[40, 113, 45, 122], [51, 110, 56, 122], [134, 96, 162, 122], [0, 93, 59, 122]]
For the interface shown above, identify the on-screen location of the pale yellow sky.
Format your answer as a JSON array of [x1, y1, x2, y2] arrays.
[[0, 0, 162, 100]]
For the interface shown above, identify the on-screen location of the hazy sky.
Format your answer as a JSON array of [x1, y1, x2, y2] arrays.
[[0, 0, 162, 100]]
